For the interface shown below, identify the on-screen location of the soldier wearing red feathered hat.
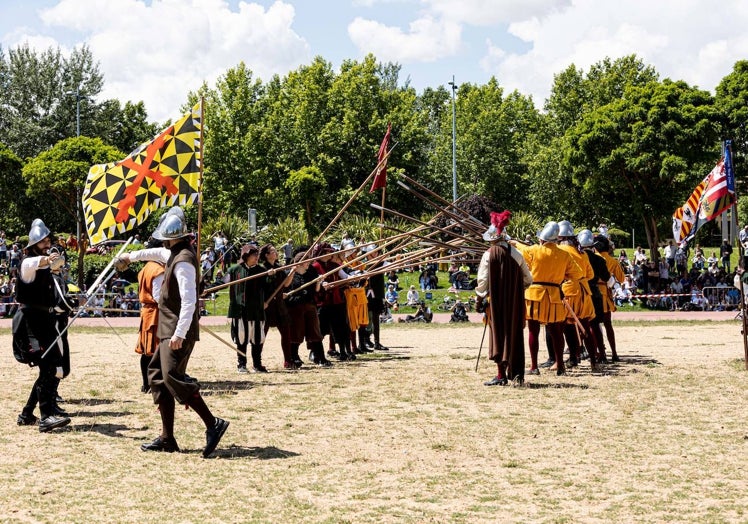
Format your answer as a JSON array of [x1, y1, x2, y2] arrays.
[[475, 211, 533, 386]]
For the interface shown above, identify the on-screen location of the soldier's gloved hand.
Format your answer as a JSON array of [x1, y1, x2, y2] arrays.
[[113, 256, 130, 272], [475, 296, 486, 313]]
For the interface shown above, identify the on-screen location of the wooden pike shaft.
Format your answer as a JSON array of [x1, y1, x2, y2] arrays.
[[395, 180, 485, 237], [398, 173, 486, 230], [370, 203, 479, 246]]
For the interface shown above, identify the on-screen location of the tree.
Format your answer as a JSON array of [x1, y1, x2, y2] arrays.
[[565, 79, 720, 257], [284, 166, 326, 232], [22, 136, 124, 286], [715, 60, 748, 184], [0, 43, 158, 162], [0, 143, 29, 234]]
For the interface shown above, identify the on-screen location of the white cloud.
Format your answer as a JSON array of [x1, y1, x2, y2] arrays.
[[426, 0, 571, 26], [348, 14, 461, 62], [485, 0, 748, 106], [12, 0, 311, 121]]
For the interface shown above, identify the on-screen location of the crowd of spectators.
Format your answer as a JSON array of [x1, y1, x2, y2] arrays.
[[619, 240, 741, 311]]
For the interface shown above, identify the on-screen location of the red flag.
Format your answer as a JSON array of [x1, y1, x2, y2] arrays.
[[370, 123, 391, 192]]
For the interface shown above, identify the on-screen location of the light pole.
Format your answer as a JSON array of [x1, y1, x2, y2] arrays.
[[448, 75, 457, 202], [65, 86, 88, 244], [66, 86, 87, 137]]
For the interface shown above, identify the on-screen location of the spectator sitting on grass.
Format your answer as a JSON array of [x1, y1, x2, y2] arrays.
[[406, 285, 419, 306]]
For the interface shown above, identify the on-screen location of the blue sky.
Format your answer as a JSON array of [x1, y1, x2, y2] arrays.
[[2, 0, 748, 122]]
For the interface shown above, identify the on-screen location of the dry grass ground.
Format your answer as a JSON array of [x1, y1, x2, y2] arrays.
[[0, 320, 747, 523]]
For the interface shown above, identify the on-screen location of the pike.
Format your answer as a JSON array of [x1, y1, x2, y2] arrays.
[[395, 180, 486, 238], [286, 242, 442, 297], [397, 173, 486, 231], [370, 204, 479, 246], [323, 251, 461, 289], [381, 225, 486, 254]]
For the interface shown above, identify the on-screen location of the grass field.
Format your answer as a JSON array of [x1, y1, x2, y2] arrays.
[[1, 319, 747, 523]]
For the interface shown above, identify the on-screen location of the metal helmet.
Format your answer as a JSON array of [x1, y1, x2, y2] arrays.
[[577, 229, 594, 248], [26, 218, 51, 249], [537, 221, 559, 242], [152, 207, 188, 241], [558, 220, 574, 238]]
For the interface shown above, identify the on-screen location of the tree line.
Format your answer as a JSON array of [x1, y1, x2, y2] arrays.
[[2, 44, 748, 259]]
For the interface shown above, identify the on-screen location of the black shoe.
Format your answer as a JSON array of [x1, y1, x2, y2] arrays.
[[251, 365, 268, 373], [55, 395, 65, 403], [374, 344, 389, 351], [539, 359, 555, 368], [52, 404, 69, 417], [141, 436, 180, 453], [611, 355, 621, 362], [141, 385, 150, 393], [308, 351, 317, 364], [484, 376, 508, 386], [203, 418, 229, 458], [293, 359, 304, 368], [317, 359, 333, 368], [237, 365, 248, 374], [39, 415, 71, 433], [365, 341, 375, 349], [527, 368, 540, 376], [17, 412, 38, 426], [358, 347, 373, 353], [327, 349, 340, 357]]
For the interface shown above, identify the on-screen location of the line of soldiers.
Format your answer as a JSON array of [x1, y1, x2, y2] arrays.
[[224, 240, 390, 373], [477, 213, 624, 386]]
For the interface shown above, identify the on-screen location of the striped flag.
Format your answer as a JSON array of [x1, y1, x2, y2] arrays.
[[83, 102, 202, 245], [672, 142, 736, 243]]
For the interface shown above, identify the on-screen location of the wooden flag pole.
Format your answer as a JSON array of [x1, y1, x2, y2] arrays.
[[196, 96, 206, 269]]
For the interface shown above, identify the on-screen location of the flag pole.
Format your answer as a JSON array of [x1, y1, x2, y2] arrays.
[[727, 140, 748, 369], [379, 186, 386, 240], [196, 96, 205, 267]]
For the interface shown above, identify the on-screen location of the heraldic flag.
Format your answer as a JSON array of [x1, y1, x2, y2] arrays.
[[83, 102, 202, 245], [672, 141, 735, 244]]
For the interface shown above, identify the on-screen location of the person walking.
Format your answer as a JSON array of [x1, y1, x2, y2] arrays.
[[119, 207, 228, 457]]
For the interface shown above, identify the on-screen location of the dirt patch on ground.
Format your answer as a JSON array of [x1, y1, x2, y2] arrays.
[[0, 320, 747, 523]]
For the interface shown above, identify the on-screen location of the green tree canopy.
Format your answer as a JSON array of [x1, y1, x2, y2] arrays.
[[565, 79, 720, 255]]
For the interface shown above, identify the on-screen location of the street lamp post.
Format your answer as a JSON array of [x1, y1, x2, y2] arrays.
[[448, 75, 457, 202], [65, 86, 87, 243]]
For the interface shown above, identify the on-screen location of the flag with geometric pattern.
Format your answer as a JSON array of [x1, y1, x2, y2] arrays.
[[83, 101, 202, 245], [672, 141, 735, 244]]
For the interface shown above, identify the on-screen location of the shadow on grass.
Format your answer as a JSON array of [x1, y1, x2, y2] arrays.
[[522, 382, 591, 390], [205, 444, 300, 460], [63, 398, 118, 406], [72, 410, 134, 418], [69, 422, 144, 438], [199, 380, 258, 395]]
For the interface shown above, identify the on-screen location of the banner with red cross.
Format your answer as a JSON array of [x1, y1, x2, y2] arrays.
[[83, 102, 202, 245]]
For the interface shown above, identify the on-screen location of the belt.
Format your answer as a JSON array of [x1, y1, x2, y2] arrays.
[[532, 281, 561, 288], [21, 304, 54, 313]]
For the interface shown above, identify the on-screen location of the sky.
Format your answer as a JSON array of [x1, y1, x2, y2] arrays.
[[2, 0, 748, 123]]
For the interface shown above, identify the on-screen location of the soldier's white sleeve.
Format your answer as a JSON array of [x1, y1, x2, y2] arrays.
[[173, 260, 197, 339], [128, 247, 170, 264], [20, 256, 44, 284], [475, 251, 490, 298], [152, 273, 164, 303]]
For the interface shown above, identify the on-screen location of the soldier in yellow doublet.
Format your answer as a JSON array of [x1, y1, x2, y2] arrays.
[[513, 221, 584, 375]]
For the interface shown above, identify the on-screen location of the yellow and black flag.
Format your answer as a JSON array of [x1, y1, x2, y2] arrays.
[[83, 102, 202, 245]]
